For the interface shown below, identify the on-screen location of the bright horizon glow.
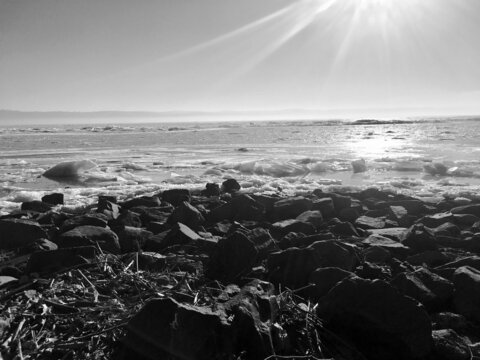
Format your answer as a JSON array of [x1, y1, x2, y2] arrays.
[[0, 0, 479, 117]]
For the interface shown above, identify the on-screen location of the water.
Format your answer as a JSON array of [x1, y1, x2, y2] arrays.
[[1, 118, 480, 215]]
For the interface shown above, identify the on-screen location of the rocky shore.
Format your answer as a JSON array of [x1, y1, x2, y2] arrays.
[[1, 180, 480, 359]]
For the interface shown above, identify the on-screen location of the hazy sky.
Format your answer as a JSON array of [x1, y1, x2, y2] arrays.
[[1, 0, 479, 115]]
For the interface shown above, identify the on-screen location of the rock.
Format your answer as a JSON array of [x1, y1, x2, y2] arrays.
[[451, 204, 480, 217], [362, 234, 409, 258], [167, 201, 205, 231], [123, 252, 167, 271], [278, 232, 334, 250], [356, 261, 391, 280], [355, 216, 386, 230], [388, 206, 413, 226], [221, 178, 241, 193], [453, 213, 479, 226], [389, 200, 424, 215], [122, 196, 161, 209], [97, 199, 120, 219], [430, 222, 461, 237], [110, 210, 142, 229], [207, 231, 257, 282], [271, 196, 312, 221], [402, 224, 438, 252], [268, 240, 357, 289], [26, 246, 98, 274], [21, 201, 53, 213], [311, 197, 335, 218], [338, 207, 360, 222], [123, 297, 232, 360], [367, 227, 408, 242], [358, 187, 393, 201], [432, 329, 470, 360], [272, 219, 316, 236], [209, 194, 264, 222], [431, 312, 468, 331], [362, 245, 392, 264], [116, 227, 153, 253], [161, 189, 191, 206], [307, 267, 354, 299], [60, 214, 108, 233], [55, 225, 121, 254], [391, 268, 454, 310], [201, 183, 220, 197], [331, 221, 359, 236], [41, 193, 64, 205], [295, 210, 323, 228], [406, 250, 449, 267], [0, 219, 48, 250], [22, 238, 58, 253], [0, 276, 17, 288], [452, 266, 480, 322], [417, 212, 455, 228], [37, 211, 69, 226], [161, 223, 202, 250], [351, 159, 367, 173], [330, 193, 352, 212], [317, 277, 432, 360]]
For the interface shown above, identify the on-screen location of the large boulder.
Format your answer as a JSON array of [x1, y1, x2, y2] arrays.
[[26, 246, 98, 274], [307, 267, 354, 299], [116, 226, 153, 253], [161, 189, 191, 206], [402, 224, 438, 252], [122, 196, 161, 209], [452, 266, 480, 322], [55, 225, 120, 254], [317, 277, 432, 360], [431, 329, 471, 360], [0, 219, 48, 250], [451, 204, 480, 217], [59, 214, 108, 233]]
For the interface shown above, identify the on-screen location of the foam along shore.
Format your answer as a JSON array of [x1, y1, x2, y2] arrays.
[[1, 179, 480, 359]]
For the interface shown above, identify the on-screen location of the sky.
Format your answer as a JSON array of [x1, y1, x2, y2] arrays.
[[1, 0, 480, 116]]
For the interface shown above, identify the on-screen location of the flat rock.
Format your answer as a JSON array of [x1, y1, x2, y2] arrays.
[[432, 329, 471, 360], [366, 227, 407, 241], [26, 246, 98, 274], [453, 266, 480, 322]]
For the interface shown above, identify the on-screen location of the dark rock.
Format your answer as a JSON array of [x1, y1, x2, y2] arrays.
[[271, 196, 312, 221], [97, 199, 120, 218], [209, 195, 264, 222], [60, 214, 108, 233], [358, 187, 393, 201], [389, 200, 425, 215], [355, 216, 386, 230], [278, 232, 334, 250], [123, 196, 161, 209], [161, 223, 202, 250], [123, 297, 232, 360], [161, 189, 191, 206], [453, 213, 479, 226], [268, 240, 357, 289], [0, 219, 48, 250], [338, 207, 360, 222], [37, 211, 69, 226], [418, 212, 455, 228], [272, 219, 316, 236], [406, 250, 449, 267], [391, 268, 454, 310], [362, 234, 409, 258], [295, 210, 323, 228], [167, 201, 205, 231], [201, 183, 220, 197], [145, 221, 168, 234], [131, 206, 171, 225], [402, 224, 438, 252], [451, 204, 480, 217], [311, 197, 335, 218], [430, 222, 461, 237], [21, 201, 53, 213], [207, 231, 257, 282], [55, 225, 121, 254], [122, 252, 167, 271], [362, 245, 392, 264], [317, 277, 432, 360], [116, 227, 153, 253], [356, 261, 391, 280], [431, 329, 470, 360], [452, 266, 480, 322], [22, 238, 58, 253], [41, 193, 64, 205], [26, 246, 98, 274], [110, 210, 142, 229], [221, 178, 241, 193], [431, 312, 468, 331], [307, 267, 354, 299], [331, 221, 359, 236]]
